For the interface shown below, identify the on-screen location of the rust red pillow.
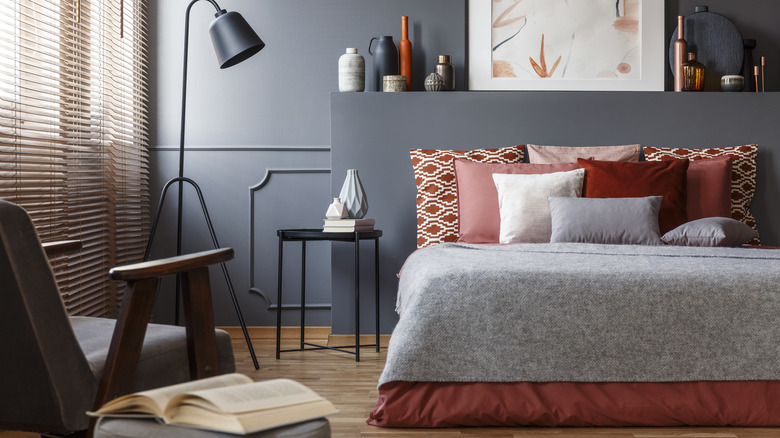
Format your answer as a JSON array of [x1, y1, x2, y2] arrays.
[[643, 145, 758, 245], [577, 158, 689, 234], [682, 156, 732, 221], [454, 160, 579, 243], [411, 146, 525, 248]]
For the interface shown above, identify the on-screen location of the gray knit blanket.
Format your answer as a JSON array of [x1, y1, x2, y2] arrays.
[[379, 243, 780, 386]]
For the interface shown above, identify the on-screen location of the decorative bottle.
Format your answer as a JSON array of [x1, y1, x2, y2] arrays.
[[325, 197, 349, 220], [674, 15, 687, 92], [399, 16, 413, 91], [339, 48, 366, 91], [338, 48, 365, 92], [339, 169, 369, 219], [682, 52, 705, 91], [742, 39, 757, 92], [368, 36, 399, 92], [435, 55, 454, 91]]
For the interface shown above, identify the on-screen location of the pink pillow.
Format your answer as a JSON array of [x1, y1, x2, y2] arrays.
[[528, 144, 641, 164], [685, 156, 732, 221], [454, 159, 579, 243]]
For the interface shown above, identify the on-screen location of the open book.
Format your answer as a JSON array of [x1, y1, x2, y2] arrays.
[[88, 373, 338, 434]]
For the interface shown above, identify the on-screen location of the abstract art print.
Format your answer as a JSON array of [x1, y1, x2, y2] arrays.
[[468, 0, 664, 90]]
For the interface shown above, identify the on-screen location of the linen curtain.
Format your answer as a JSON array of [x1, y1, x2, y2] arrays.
[[0, 0, 150, 317]]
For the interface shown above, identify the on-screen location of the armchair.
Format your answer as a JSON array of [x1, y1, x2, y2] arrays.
[[0, 199, 237, 436]]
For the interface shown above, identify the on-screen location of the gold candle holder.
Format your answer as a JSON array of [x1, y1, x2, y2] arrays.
[[754, 66, 760, 93], [761, 56, 766, 92]]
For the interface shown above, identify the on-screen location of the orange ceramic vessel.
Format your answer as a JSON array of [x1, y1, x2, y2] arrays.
[[399, 16, 412, 91]]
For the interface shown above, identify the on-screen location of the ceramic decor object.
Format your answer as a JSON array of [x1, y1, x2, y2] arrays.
[[399, 16, 413, 91], [669, 6, 743, 92], [368, 36, 398, 92], [338, 48, 365, 92], [424, 72, 444, 91], [383, 75, 406, 92], [435, 55, 454, 91], [339, 169, 369, 219], [742, 39, 756, 92], [721, 75, 744, 92], [325, 197, 349, 219]]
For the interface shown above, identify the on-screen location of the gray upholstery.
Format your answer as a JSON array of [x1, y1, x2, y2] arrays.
[[71, 317, 235, 394], [0, 200, 236, 435], [94, 417, 331, 438]]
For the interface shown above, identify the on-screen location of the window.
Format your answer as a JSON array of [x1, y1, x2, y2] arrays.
[[0, 0, 150, 317]]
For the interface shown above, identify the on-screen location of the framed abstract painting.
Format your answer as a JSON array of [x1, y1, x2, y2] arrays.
[[468, 0, 665, 91]]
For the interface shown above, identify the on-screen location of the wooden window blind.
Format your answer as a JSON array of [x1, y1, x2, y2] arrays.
[[0, 0, 150, 317]]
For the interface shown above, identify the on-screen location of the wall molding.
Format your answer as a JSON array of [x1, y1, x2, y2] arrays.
[[219, 326, 391, 347], [150, 146, 331, 152], [248, 168, 331, 309]]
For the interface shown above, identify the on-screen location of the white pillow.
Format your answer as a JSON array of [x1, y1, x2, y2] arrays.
[[492, 169, 585, 243]]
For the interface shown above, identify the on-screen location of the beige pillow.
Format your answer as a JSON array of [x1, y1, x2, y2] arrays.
[[527, 144, 641, 164], [492, 169, 585, 243]]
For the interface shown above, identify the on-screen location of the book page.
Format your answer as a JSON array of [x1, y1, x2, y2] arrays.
[[90, 373, 252, 417], [167, 379, 325, 415], [168, 399, 338, 434]]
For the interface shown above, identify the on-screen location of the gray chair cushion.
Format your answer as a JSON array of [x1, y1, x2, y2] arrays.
[[71, 316, 236, 393], [94, 417, 331, 438]]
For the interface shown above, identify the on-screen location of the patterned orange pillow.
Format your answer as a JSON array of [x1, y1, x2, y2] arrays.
[[643, 145, 759, 244], [410, 146, 525, 248]]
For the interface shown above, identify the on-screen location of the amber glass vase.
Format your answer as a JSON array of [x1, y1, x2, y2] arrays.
[[682, 53, 705, 91]]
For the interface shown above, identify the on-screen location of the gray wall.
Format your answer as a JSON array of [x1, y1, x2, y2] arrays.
[[149, 0, 780, 330], [148, 0, 466, 326], [331, 91, 780, 334]]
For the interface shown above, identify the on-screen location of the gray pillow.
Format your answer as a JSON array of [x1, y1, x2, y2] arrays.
[[548, 196, 664, 245], [661, 217, 759, 247]]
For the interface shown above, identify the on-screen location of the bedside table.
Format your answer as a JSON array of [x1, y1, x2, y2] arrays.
[[275, 229, 382, 362]]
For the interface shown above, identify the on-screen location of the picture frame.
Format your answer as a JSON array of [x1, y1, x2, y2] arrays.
[[468, 0, 665, 91]]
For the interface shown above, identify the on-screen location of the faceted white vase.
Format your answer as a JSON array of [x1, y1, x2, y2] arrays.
[[339, 169, 369, 219], [325, 197, 348, 220]]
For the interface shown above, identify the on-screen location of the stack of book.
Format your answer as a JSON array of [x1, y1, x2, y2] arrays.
[[323, 218, 375, 233]]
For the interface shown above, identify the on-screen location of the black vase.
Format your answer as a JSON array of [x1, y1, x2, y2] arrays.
[[368, 36, 398, 92]]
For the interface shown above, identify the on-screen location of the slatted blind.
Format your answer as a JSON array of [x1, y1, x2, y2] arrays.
[[0, 0, 150, 317]]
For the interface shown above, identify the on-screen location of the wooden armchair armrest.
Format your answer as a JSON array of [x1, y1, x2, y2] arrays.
[[109, 248, 234, 282], [94, 247, 235, 423], [42, 240, 82, 257]]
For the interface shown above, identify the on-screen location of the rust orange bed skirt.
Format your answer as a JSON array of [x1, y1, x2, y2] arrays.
[[368, 380, 780, 427]]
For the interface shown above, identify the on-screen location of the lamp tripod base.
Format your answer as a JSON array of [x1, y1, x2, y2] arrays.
[[145, 176, 259, 370]]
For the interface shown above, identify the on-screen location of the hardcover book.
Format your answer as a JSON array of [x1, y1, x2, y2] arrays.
[[88, 373, 338, 434]]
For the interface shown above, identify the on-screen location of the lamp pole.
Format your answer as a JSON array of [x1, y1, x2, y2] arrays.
[[144, 0, 264, 369]]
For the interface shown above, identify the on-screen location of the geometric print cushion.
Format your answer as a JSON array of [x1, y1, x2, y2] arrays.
[[410, 145, 525, 248], [643, 144, 759, 245]]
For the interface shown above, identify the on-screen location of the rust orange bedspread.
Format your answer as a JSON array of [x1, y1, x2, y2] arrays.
[[369, 380, 780, 427]]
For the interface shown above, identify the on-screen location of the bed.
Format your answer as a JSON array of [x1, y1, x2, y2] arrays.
[[368, 242, 780, 427]]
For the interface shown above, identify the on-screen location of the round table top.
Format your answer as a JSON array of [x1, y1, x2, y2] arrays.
[[277, 228, 382, 241]]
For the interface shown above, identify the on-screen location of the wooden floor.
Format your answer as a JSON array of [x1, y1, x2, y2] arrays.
[[3, 333, 780, 437]]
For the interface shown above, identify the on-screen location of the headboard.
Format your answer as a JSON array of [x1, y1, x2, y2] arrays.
[[330, 91, 780, 334]]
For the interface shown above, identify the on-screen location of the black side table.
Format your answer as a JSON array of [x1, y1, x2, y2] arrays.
[[276, 229, 382, 362]]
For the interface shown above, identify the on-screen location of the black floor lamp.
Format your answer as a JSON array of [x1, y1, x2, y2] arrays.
[[144, 0, 264, 369]]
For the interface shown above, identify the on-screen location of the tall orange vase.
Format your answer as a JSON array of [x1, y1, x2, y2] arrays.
[[399, 16, 412, 91]]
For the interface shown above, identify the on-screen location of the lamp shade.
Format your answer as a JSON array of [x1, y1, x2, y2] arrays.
[[209, 10, 265, 69]]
